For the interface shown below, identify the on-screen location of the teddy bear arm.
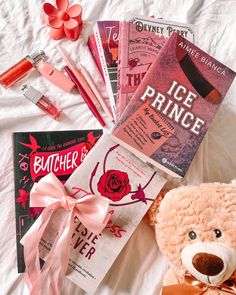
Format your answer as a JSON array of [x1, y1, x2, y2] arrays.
[[163, 268, 182, 285]]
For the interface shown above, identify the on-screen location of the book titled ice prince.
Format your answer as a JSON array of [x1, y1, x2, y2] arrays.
[[112, 32, 236, 177]]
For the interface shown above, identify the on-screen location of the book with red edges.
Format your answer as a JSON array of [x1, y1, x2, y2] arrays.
[[112, 32, 236, 177], [28, 134, 166, 293], [88, 34, 105, 80], [116, 16, 194, 119], [13, 129, 102, 273], [93, 21, 120, 120]]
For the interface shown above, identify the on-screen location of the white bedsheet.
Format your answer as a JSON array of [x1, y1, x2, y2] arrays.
[[0, 0, 236, 294]]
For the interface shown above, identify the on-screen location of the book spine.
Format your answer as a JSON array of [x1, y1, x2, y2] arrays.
[[87, 34, 105, 81], [115, 23, 123, 120], [93, 23, 116, 121]]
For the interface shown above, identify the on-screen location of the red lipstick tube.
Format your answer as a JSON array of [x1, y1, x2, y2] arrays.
[[21, 85, 61, 119], [0, 51, 45, 88]]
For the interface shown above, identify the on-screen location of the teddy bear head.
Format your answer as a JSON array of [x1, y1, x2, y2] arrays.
[[155, 182, 236, 286]]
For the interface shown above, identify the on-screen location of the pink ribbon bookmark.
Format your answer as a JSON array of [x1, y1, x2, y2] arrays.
[[20, 172, 110, 295]]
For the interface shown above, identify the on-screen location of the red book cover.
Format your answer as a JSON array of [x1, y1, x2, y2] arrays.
[[112, 32, 236, 177], [87, 34, 105, 80], [13, 129, 102, 272], [116, 16, 195, 119]]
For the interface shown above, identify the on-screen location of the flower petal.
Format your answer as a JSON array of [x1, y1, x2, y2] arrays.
[[56, 0, 68, 11], [67, 4, 82, 18], [64, 18, 78, 29], [49, 27, 65, 40], [64, 26, 82, 41], [43, 3, 58, 17], [49, 17, 63, 29]]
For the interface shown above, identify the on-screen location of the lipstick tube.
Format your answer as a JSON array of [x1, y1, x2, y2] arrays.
[[21, 85, 61, 119], [0, 51, 46, 88]]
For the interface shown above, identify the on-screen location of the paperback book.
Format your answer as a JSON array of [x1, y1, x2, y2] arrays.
[[94, 21, 120, 120], [116, 16, 194, 119], [13, 129, 103, 272], [31, 134, 166, 293], [112, 32, 236, 177]]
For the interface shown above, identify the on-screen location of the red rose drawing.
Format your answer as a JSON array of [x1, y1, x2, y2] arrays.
[[97, 170, 131, 202]]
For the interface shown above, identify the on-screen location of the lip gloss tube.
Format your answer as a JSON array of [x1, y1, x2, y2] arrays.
[[21, 85, 61, 119], [0, 51, 46, 88]]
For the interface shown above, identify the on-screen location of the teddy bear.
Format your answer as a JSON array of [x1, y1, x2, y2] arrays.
[[154, 182, 236, 295]]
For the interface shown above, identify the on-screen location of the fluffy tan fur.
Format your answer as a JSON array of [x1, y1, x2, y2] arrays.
[[155, 182, 236, 294]]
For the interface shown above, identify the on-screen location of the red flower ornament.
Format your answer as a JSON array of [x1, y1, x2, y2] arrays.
[[97, 170, 131, 202], [43, 0, 83, 41]]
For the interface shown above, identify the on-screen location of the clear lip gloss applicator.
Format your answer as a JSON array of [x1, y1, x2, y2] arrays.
[[21, 85, 61, 119]]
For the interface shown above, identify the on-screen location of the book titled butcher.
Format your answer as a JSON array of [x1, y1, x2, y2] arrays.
[[112, 32, 236, 177], [116, 16, 194, 119], [13, 129, 102, 273], [35, 134, 166, 293], [94, 21, 119, 120]]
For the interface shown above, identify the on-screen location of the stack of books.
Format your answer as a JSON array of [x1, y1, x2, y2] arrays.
[[14, 15, 236, 295], [88, 15, 235, 178]]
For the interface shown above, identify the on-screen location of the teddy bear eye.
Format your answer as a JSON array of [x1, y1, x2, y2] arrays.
[[214, 229, 222, 238], [188, 231, 197, 240]]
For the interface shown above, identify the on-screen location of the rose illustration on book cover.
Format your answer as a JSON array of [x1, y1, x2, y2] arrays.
[[97, 170, 131, 201], [85, 144, 157, 205]]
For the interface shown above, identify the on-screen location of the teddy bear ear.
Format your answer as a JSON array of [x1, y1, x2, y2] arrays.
[[147, 189, 169, 227]]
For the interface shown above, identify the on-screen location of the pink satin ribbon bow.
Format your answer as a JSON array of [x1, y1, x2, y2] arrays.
[[21, 172, 110, 295]]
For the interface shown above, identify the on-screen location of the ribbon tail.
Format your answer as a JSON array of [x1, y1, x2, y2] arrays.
[[21, 204, 58, 295], [162, 283, 206, 295], [40, 209, 75, 295]]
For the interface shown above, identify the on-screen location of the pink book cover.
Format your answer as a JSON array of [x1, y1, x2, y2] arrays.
[[87, 34, 105, 80], [94, 21, 120, 120], [116, 16, 195, 119], [112, 32, 236, 177], [26, 134, 166, 293]]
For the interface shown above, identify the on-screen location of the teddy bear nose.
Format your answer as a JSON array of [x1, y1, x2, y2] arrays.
[[192, 253, 224, 276]]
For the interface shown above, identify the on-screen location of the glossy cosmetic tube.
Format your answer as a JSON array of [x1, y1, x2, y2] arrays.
[[0, 51, 45, 88], [21, 85, 61, 119]]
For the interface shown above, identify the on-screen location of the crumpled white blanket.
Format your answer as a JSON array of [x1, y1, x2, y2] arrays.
[[0, 0, 236, 294]]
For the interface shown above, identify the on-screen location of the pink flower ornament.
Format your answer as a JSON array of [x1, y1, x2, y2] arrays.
[[43, 0, 83, 41]]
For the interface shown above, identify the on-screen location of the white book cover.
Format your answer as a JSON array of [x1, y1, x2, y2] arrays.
[[37, 134, 166, 293]]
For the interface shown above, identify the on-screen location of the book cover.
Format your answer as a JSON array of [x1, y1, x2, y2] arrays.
[[116, 16, 195, 119], [87, 34, 105, 80], [94, 21, 119, 120], [35, 134, 166, 293], [112, 32, 236, 177], [13, 129, 103, 273]]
